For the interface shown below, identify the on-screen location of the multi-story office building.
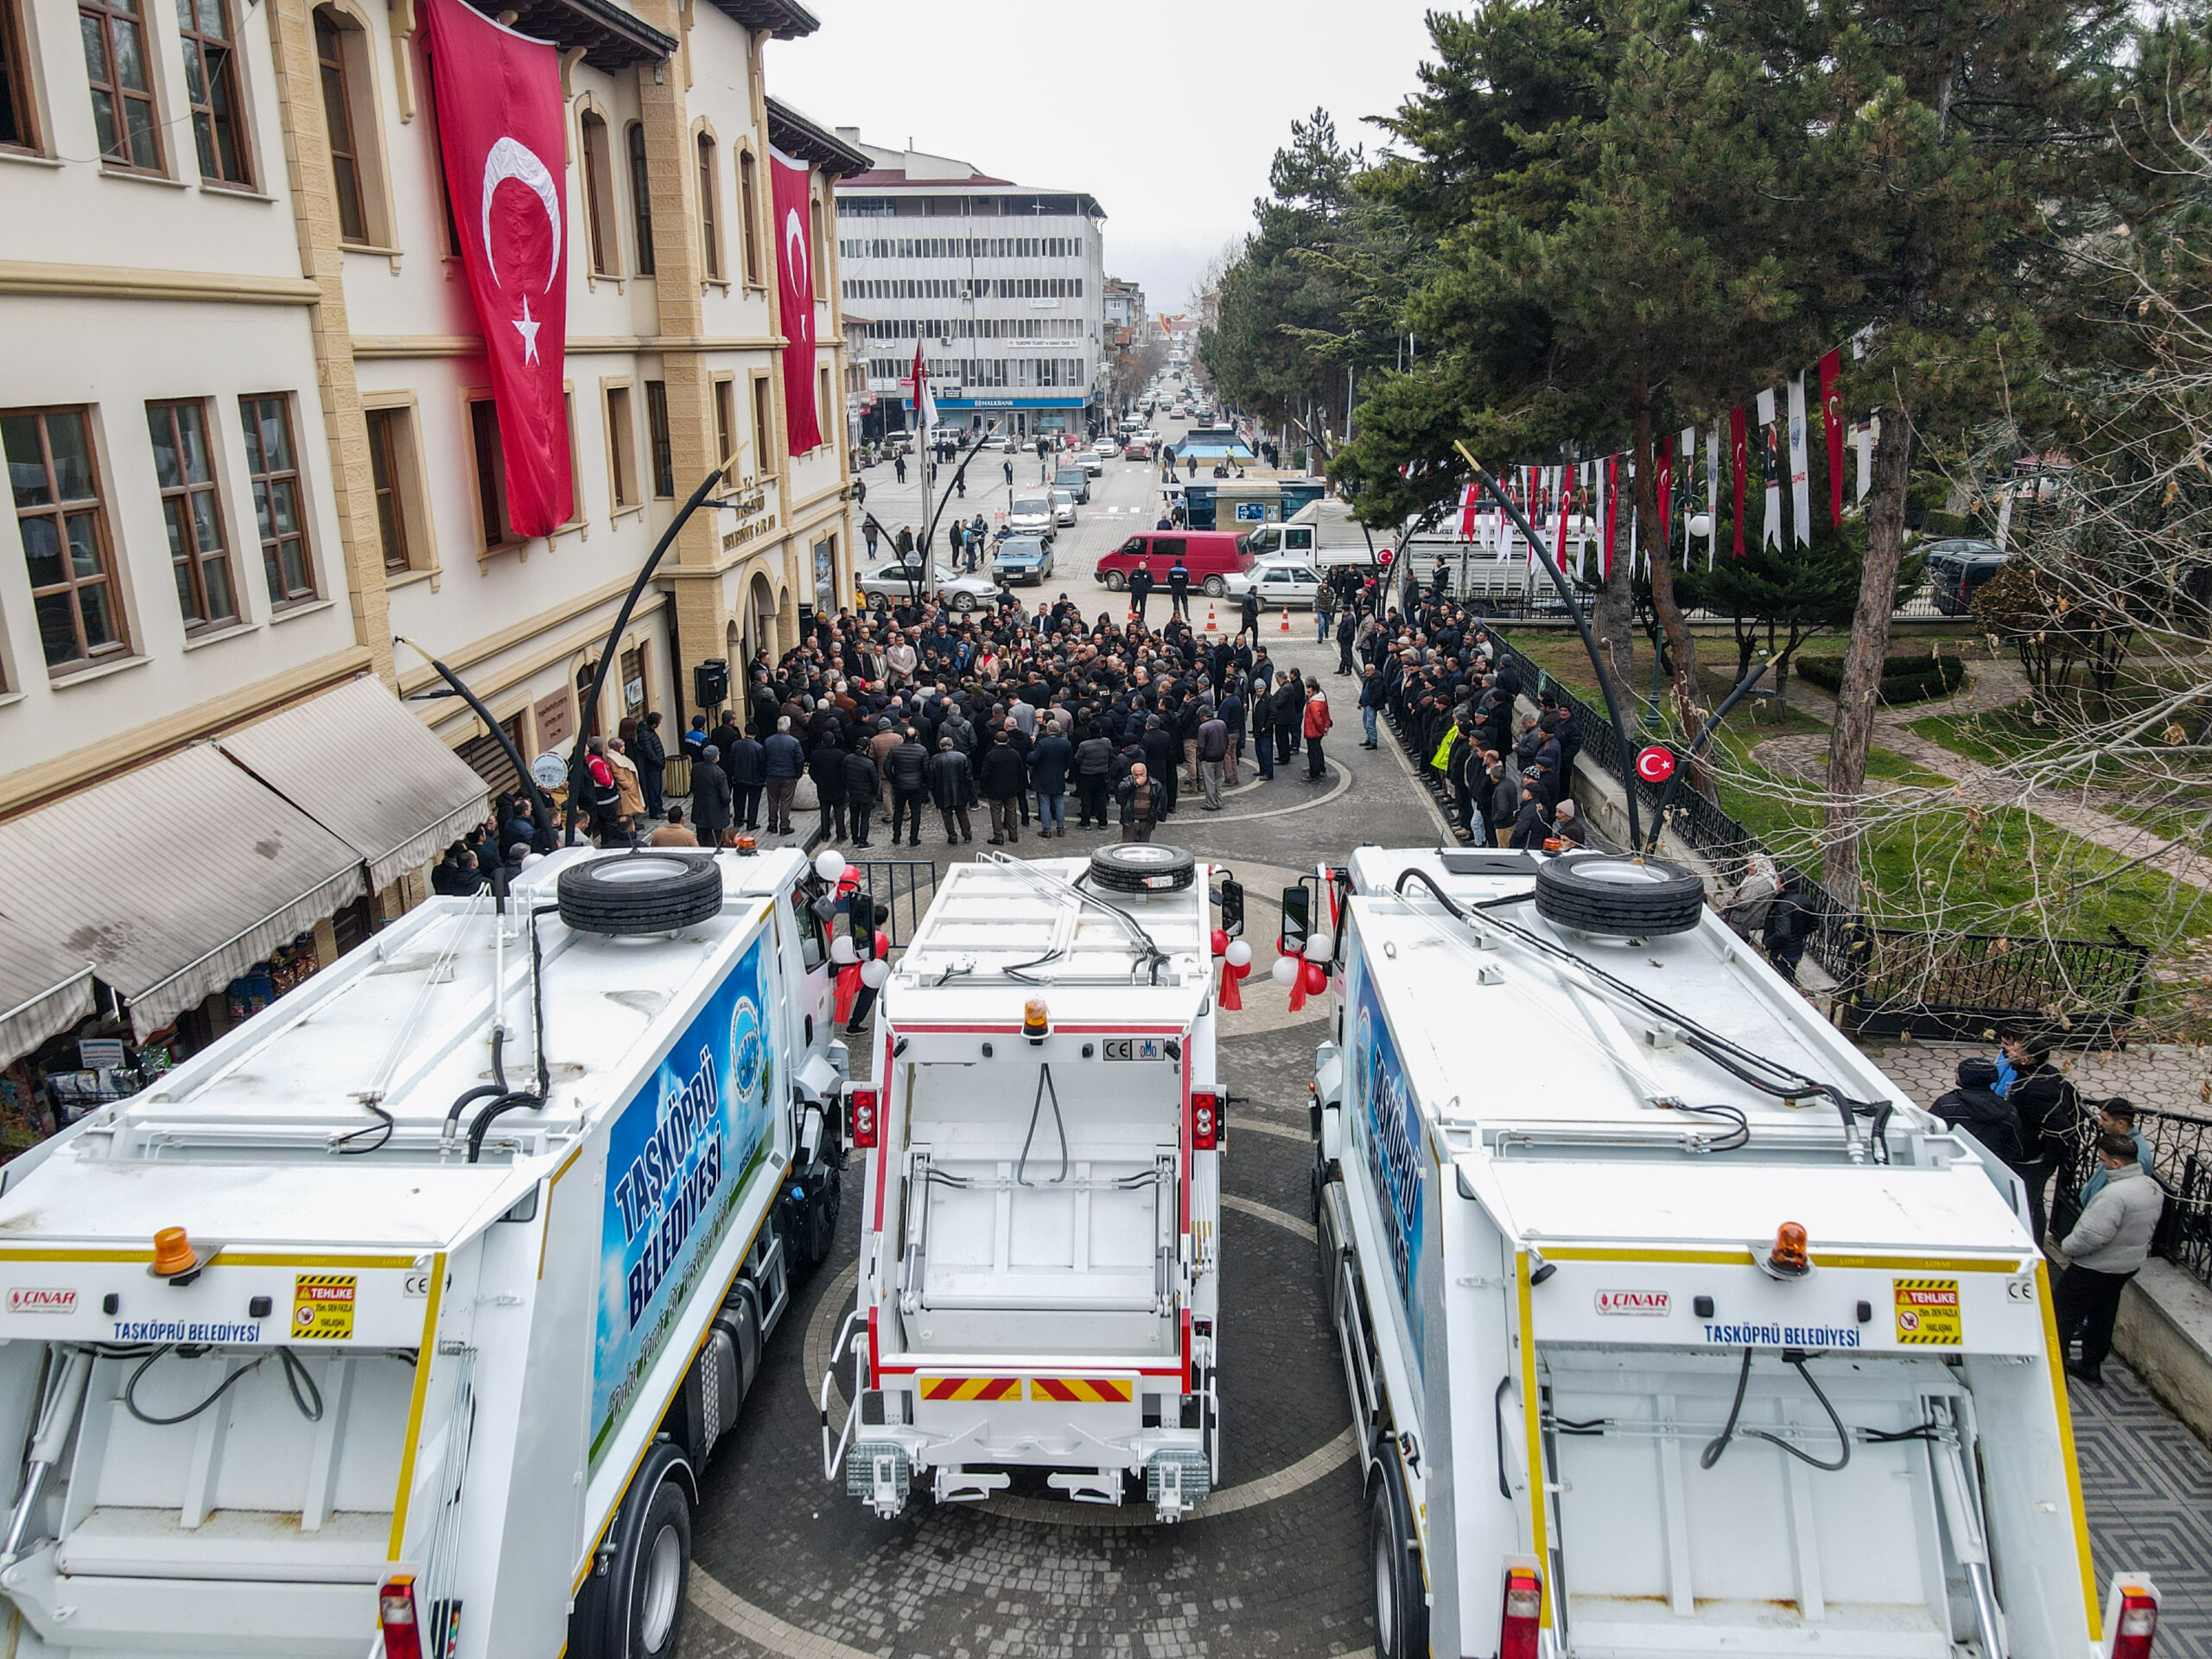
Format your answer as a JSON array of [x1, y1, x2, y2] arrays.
[[0, 0, 862, 1109], [831, 137, 1106, 441]]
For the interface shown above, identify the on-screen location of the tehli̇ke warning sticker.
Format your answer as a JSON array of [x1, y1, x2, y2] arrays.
[[292, 1273, 357, 1340], [1893, 1277, 1962, 1345]]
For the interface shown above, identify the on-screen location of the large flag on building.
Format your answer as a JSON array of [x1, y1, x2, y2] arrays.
[[421, 0, 570, 536], [771, 148, 823, 454]]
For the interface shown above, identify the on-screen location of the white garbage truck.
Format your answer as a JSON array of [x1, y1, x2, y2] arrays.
[[1306, 844, 2161, 1659], [824, 846, 1228, 1521], [0, 843, 855, 1659]]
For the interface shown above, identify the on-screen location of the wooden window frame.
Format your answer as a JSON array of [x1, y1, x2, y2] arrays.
[[365, 404, 412, 574], [737, 147, 761, 289], [2, 0, 44, 154], [578, 105, 615, 278], [4, 405, 131, 674], [602, 379, 639, 514], [314, 8, 373, 244], [750, 372, 775, 480], [146, 397, 240, 632], [626, 118, 653, 276], [645, 378, 673, 498], [238, 392, 320, 607], [176, 0, 251, 188], [467, 394, 512, 552], [712, 374, 737, 484], [79, 0, 163, 172], [695, 131, 721, 283]]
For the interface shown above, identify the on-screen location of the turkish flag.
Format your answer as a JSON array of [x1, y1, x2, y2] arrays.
[[772, 149, 823, 454], [421, 0, 570, 536], [1819, 348, 1844, 528]]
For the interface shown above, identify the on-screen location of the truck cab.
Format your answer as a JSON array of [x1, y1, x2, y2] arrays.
[[828, 849, 1227, 1522], [1309, 846, 2155, 1659]]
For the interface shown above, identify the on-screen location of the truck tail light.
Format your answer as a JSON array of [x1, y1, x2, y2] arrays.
[[1500, 1564, 1542, 1659], [2112, 1586, 2159, 1659], [849, 1089, 880, 1150], [378, 1574, 424, 1659], [1190, 1092, 1220, 1151]]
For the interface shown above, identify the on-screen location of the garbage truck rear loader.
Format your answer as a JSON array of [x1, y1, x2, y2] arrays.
[[1308, 846, 2160, 1659], [0, 845, 851, 1659]]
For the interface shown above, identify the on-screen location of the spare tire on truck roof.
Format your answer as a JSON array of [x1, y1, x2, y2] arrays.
[[1532, 850, 1703, 938], [556, 851, 725, 936], [1086, 842, 1197, 894]]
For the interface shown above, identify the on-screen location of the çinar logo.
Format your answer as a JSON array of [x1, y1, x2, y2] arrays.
[[7, 1288, 76, 1314], [1594, 1289, 1671, 1316]]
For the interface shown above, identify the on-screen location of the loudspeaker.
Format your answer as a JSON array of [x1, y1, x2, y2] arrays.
[[693, 658, 729, 709]]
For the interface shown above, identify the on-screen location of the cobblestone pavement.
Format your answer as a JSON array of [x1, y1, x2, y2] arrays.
[[1864, 1037, 2212, 1118]]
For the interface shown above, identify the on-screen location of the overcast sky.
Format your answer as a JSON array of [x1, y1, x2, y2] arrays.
[[766, 2, 1440, 315]]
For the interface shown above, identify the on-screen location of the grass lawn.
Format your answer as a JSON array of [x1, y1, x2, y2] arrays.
[[1910, 702, 2212, 845]]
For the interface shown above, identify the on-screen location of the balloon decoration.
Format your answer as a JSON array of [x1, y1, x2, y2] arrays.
[[1303, 933, 1332, 963], [1210, 927, 1229, 958], [1302, 960, 1329, 995], [1224, 939, 1252, 969], [860, 957, 890, 988], [830, 935, 859, 965], [1270, 956, 1299, 988], [814, 849, 848, 882]]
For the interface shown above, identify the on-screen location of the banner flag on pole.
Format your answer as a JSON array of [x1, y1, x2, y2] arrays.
[[1628, 456, 1640, 575], [420, 0, 572, 536], [1457, 480, 1482, 540], [1728, 408, 1748, 559], [1680, 426, 1696, 561], [771, 148, 823, 454], [1552, 464, 1571, 574], [1818, 349, 1844, 528], [1787, 373, 1812, 545], [1756, 387, 1781, 550], [1602, 455, 1618, 579], [1657, 434, 1674, 547], [1706, 422, 1719, 567], [910, 339, 936, 435], [1855, 419, 1873, 502]]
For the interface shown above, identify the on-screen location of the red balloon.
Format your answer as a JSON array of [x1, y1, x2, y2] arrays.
[[1210, 927, 1229, 958], [1302, 960, 1328, 995], [1228, 957, 1249, 979]]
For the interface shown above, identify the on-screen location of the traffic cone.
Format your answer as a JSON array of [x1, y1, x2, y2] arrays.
[[1278, 605, 1291, 633], [1204, 601, 1219, 635]]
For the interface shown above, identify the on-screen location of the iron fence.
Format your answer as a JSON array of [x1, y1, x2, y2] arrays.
[[2050, 1104, 2212, 1293], [846, 859, 939, 949]]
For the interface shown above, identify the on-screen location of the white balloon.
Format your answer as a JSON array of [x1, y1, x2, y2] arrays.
[[1303, 933, 1332, 962], [1271, 956, 1299, 988], [860, 957, 890, 988], [830, 936, 859, 965], [1224, 939, 1252, 969], [814, 849, 849, 881]]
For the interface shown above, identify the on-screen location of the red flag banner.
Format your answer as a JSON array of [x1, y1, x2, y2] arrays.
[[1552, 465, 1572, 573], [771, 149, 823, 455], [421, 0, 570, 537], [1728, 407, 1749, 559], [1819, 348, 1844, 529]]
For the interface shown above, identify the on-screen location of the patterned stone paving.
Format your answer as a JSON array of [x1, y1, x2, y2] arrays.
[[2074, 1363, 2212, 1656]]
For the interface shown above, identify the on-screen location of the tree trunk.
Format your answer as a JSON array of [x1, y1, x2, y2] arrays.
[[1631, 390, 1707, 773], [1823, 407, 1913, 904], [1589, 456, 1637, 712]]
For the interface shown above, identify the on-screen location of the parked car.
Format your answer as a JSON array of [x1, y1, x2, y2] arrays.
[[859, 561, 1001, 612], [1093, 438, 1121, 458], [1923, 537, 2007, 615], [1094, 531, 1253, 595], [991, 534, 1055, 585], [1124, 440, 1154, 461], [1052, 465, 1091, 505], [1220, 556, 1326, 609], [1051, 488, 1078, 527], [1007, 493, 1058, 539]]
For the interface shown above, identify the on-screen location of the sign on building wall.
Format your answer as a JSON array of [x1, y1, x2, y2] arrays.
[[533, 689, 575, 749]]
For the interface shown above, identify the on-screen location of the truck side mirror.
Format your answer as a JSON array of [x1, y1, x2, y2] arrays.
[[1217, 876, 1244, 939], [1279, 886, 1309, 954]]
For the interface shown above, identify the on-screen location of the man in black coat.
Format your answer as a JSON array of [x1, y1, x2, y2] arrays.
[[842, 740, 881, 848], [2005, 1036, 2081, 1244], [1028, 724, 1074, 837], [690, 744, 734, 842], [725, 732, 766, 831], [977, 730, 1028, 845], [635, 711, 668, 817], [1931, 1057, 2026, 1166], [1128, 558, 1154, 626], [926, 737, 976, 844], [1166, 557, 1192, 620], [808, 737, 849, 844], [1140, 717, 1176, 816], [887, 728, 931, 848]]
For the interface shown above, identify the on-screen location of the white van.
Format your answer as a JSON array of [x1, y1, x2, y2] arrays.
[[1007, 493, 1057, 540]]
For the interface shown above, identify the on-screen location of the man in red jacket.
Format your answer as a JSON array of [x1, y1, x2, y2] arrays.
[[1302, 688, 1332, 782]]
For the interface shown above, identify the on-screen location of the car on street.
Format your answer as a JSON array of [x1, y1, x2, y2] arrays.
[[1077, 452, 1105, 477], [1123, 439, 1154, 461], [1007, 493, 1058, 539], [1922, 537, 2007, 614], [1095, 531, 1253, 594], [1051, 487, 1078, 526], [1219, 555, 1326, 608], [1052, 465, 1091, 504], [1092, 438, 1120, 459], [859, 560, 1001, 612], [991, 534, 1054, 585]]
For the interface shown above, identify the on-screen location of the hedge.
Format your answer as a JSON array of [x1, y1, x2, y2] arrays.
[[1793, 651, 1966, 705]]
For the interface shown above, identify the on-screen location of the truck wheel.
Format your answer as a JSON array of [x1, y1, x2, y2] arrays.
[[557, 853, 724, 936], [1531, 850, 1703, 938], [1086, 842, 1196, 894], [1203, 575, 1227, 596], [1368, 1458, 1427, 1659], [571, 1441, 693, 1659], [1104, 570, 1128, 592]]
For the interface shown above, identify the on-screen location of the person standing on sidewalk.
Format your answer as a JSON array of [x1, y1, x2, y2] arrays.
[[1030, 721, 1073, 837], [809, 733, 849, 844], [2052, 1134, 2163, 1385], [635, 712, 668, 817], [1357, 663, 1383, 748], [690, 746, 734, 844], [1302, 684, 1332, 781], [978, 729, 1027, 845], [1196, 709, 1230, 810], [1074, 722, 1114, 828], [926, 737, 976, 845], [842, 737, 880, 849], [1167, 556, 1192, 620], [1128, 558, 1154, 626], [761, 717, 805, 835], [2005, 1036, 2080, 1246]]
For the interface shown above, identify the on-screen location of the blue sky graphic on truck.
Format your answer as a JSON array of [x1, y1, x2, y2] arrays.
[[589, 933, 773, 1469], [1352, 977, 1425, 1376]]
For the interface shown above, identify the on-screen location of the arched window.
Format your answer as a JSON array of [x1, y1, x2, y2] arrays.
[[626, 121, 653, 275], [578, 108, 614, 276], [737, 149, 760, 287], [313, 6, 387, 245], [696, 133, 721, 281]]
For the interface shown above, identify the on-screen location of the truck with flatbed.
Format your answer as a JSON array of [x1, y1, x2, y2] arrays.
[[0, 843, 854, 1659], [824, 846, 1228, 1522], [1306, 843, 2161, 1659]]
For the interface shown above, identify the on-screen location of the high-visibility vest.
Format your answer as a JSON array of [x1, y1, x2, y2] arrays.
[[1430, 730, 1456, 773]]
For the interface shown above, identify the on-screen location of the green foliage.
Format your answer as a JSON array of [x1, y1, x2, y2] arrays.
[[1794, 652, 1967, 703]]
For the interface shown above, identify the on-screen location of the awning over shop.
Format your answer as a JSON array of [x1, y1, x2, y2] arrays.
[[0, 744, 366, 1040], [217, 676, 491, 893], [0, 964, 97, 1075]]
